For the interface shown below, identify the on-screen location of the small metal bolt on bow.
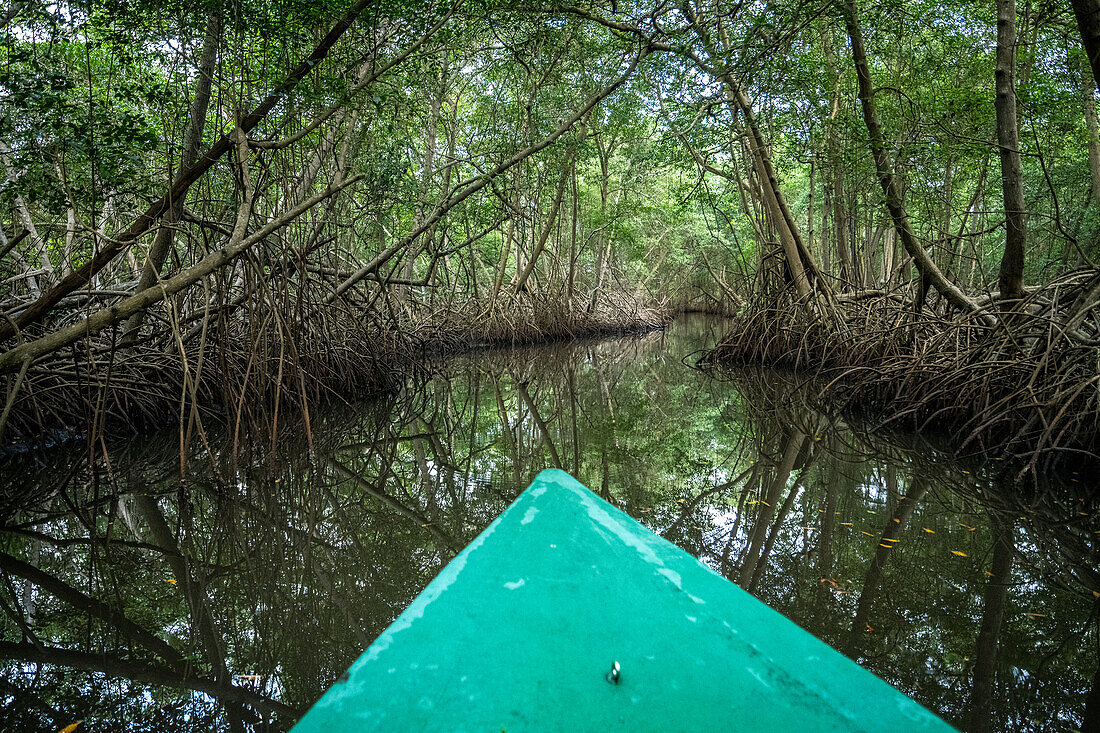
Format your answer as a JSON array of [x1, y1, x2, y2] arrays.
[[605, 661, 621, 685]]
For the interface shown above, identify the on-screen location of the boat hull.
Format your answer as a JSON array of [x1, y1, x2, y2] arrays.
[[293, 469, 956, 731]]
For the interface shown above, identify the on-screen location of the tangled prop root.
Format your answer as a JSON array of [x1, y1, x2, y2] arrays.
[[705, 268, 1100, 474]]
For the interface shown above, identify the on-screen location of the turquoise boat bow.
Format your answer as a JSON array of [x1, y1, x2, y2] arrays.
[[292, 469, 957, 731]]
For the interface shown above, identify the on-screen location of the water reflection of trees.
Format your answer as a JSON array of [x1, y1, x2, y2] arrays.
[[0, 318, 1097, 731], [709, 370, 1100, 732]]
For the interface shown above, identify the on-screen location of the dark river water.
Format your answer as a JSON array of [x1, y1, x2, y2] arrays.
[[0, 316, 1097, 731]]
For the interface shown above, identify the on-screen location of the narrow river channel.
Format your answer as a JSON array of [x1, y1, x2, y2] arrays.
[[1, 316, 1096, 731]]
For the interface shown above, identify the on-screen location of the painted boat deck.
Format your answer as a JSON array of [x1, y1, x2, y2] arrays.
[[292, 469, 956, 731]]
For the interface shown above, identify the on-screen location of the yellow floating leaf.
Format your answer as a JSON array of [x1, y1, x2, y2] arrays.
[[878, 543, 893, 548], [861, 531, 875, 536], [951, 550, 968, 557], [57, 724, 82, 733], [985, 571, 994, 577], [840, 522, 853, 526], [760, 501, 771, 507], [961, 470, 970, 474], [892, 518, 900, 523], [881, 537, 899, 543], [1025, 613, 1047, 618], [865, 623, 874, 631], [1093, 591, 1100, 598], [166, 578, 177, 585], [923, 528, 935, 533]]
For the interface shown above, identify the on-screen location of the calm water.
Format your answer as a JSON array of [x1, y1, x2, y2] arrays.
[[0, 316, 1097, 731]]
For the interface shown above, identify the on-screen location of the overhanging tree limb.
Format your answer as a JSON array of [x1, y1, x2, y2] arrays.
[[0, 176, 363, 374], [322, 46, 649, 304], [0, 0, 379, 344]]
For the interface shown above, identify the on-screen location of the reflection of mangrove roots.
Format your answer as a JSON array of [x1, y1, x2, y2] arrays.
[[705, 269, 1100, 472], [1, 290, 666, 446]]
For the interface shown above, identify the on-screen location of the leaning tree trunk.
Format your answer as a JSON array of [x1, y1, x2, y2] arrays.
[[680, 0, 822, 298], [839, 0, 985, 318], [514, 147, 574, 294], [995, 0, 1027, 300]]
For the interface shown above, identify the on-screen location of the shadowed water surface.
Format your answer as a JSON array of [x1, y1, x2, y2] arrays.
[[0, 316, 1097, 731]]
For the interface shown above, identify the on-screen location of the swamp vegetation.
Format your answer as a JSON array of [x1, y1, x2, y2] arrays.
[[1, 0, 1100, 461], [4, 0, 1100, 728]]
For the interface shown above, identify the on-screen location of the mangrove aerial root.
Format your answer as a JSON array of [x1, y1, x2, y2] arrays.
[[704, 268, 1100, 475]]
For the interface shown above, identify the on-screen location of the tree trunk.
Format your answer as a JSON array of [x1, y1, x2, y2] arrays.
[[839, 0, 984, 317], [1071, 0, 1100, 94], [844, 480, 929, 658], [833, 166, 853, 284], [995, 0, 1027, 300], [1082, 59, 1100, 211], [807, 153, 816, 255], [402, 58, 447, 302], [821, 21, 848, 285], [737, 431, 804, 587], [514, 149, 573, 294], [1084, 654, 1100, 732]]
